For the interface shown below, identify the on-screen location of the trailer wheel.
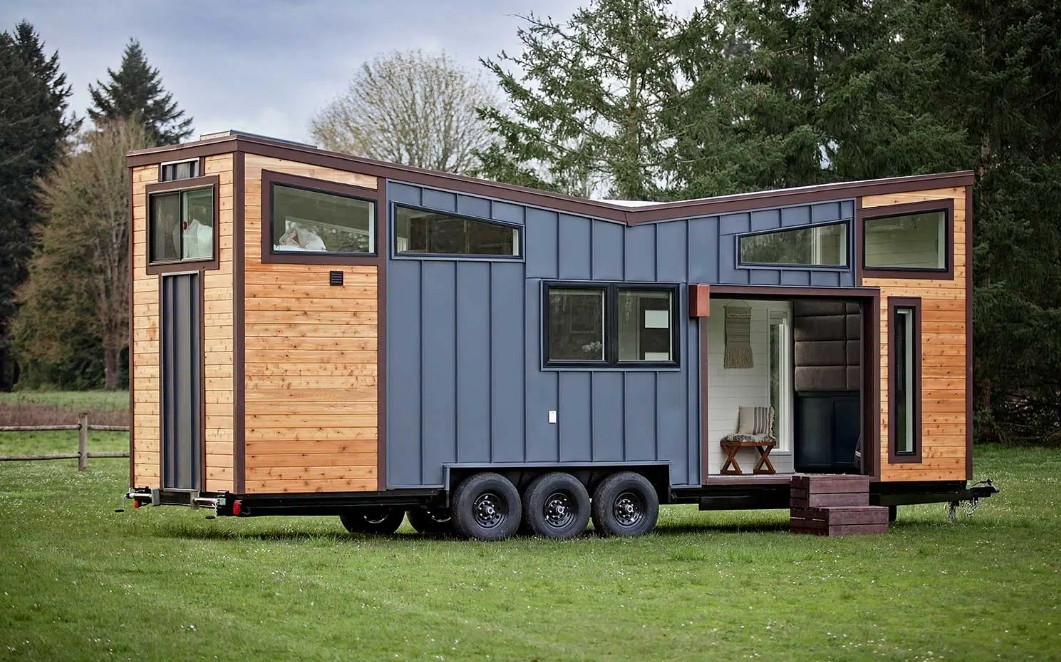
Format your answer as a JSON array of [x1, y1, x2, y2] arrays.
[[339, 507, 404, 535], [451, 472, 521, 541], [591, 472, 659, 538], [407, 506, 453, 535], [522, 472, 590, 539]]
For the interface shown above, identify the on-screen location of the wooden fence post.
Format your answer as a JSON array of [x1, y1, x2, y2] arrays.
[[77, 412, 89, 471]]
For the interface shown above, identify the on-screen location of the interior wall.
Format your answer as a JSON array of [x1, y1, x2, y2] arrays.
[[706, 298, 793, 475]]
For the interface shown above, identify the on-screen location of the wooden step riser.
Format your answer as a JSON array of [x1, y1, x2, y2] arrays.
[[791, 506, 889, 526], [791, 475, 871, 494], [790, 492, 870, 508], [791, 523, 890, 536]]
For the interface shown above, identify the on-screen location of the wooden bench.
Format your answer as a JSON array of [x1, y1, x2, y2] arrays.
[[719, 439, 776, 475]]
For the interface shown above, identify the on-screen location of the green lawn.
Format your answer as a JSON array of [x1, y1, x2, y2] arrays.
[[0, 390, 128, 412], [0, 441, 1057, 661]]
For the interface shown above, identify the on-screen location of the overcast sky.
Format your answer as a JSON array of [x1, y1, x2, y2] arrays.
[[1, 0, 626, 144]]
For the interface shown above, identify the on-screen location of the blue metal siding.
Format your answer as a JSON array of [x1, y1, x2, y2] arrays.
[[386, 181, 856, 488]]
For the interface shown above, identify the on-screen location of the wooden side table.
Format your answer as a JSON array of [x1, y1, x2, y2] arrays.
[[719, 439, 777, 475]]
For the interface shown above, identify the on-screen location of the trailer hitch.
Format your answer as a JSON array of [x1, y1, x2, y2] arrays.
[[947, 479, 999, 523]]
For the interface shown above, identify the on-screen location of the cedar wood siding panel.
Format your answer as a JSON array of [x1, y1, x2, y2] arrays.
[[242, 155, 379, 493], [385, 182, 855, 488], [131, 154, 236, 491], [861, 187, 968, 483]]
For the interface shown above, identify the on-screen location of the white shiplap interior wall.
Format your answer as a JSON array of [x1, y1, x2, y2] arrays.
[[706, 298, 794, 475]]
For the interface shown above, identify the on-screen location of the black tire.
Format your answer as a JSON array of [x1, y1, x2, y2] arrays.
[[407, 506, 453, 535], [339, 506, 405, 535], [450, 472, 521, 541], [522, 472, 591, 540], [888, 505, 898, 522], [591, 472, 659, 538]]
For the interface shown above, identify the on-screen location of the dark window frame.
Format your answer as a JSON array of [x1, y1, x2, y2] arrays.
[[159, 158, 202, 182], [859, 199, 954, 280], [888, 296, 922, 463], [391, 202, 524, 261], [145, 175, 220, 275], [736, 220, 852, 271], [261, 169, 379, 265], [543, 281, 681, 369]]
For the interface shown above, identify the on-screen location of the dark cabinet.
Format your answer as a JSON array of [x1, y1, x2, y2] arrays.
[[794, 392, 860, 473]]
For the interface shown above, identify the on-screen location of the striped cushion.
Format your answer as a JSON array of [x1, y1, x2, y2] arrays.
[[736, 406, 773, 435]]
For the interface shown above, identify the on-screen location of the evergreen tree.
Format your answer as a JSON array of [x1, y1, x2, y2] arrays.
[[476, 0, 683, 199], [0, 21, 77, 389], [88, 40, 192, 145]]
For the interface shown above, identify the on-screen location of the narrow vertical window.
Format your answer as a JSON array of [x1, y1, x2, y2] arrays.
[[768, 311, 792, 451], [889, 298, 921, 462]]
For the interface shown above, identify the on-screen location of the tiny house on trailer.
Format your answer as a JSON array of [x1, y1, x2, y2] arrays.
[[125, 131, 993, 540]]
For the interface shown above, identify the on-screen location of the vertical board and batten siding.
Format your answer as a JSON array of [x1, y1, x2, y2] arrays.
[[242, 155, 379, 494], [862, 187, 967, 483], [386, 182, 855, 488], [131, 154, 236, 492]]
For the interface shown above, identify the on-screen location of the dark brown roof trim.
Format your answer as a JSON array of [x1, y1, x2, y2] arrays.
[[128, 134, 974, 225]]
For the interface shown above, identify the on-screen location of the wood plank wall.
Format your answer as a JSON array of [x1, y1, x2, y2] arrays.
[[861, 187, 968, 482], [131, 165, 160, 486], [242, 155, 379, 493], [131, 155, 236, 492]]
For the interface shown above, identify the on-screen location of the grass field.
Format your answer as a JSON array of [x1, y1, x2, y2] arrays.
[[0, 429, 1058, 660]]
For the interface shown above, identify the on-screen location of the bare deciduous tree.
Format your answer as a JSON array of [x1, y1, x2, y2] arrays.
[[310, 50, 496, 174], [14, 119, 149, 389]]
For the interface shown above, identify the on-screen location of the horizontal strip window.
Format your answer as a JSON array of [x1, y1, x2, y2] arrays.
[[159, 159, 200, 182], [394, 204, 521, 258], [738, 221, 849, 268], [149, 183, 216, 266], [544, 282, 680, 368]]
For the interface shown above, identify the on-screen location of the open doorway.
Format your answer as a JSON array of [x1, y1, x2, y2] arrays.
[[705, 296, 865, 478]]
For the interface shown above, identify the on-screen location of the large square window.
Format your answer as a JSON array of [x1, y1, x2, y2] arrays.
[[149, 187, 214, 264], [545, 283, 679, 367], [271, 183, 374, 254], [739, 222, 848, 267], [395, 205, 520, 257], [864, 210, 946, 271]]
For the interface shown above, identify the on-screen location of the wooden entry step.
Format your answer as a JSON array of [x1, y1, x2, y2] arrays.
[[789, 475, 888, 536]]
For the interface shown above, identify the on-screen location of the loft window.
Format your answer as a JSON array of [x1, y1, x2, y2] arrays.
[[149, 187, 214, 264], [394, 205, 520, 257], [160, 159, 200, 182], [888, 298, 921, 462], [738, 222, 848, 267], [545, 283, 679, 367], [271, 183, 374, 254], [864, 210, 947, 271]]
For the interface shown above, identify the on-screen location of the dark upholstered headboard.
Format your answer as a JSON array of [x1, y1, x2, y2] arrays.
[[793, 301, 861, 392]]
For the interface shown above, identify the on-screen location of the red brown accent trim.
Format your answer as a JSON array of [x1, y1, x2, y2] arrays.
[[233, 152, 246, 494], [964, 184, 974, 480], [145, 175, 221, 274], [127, 166, 136, 487], [199, 269, 207, 491], [852, 197, 864, 285], [128, 133, 974, 226], [887, 297, 923, 464], [860, 199, 955, 281], [709, 285, 881, 299], [699, 316, 710, 483], [689, 284, 711, 318], [376, 178, 388, 491], [260, 169, 380, 265], [866, 290, 881, 480]]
